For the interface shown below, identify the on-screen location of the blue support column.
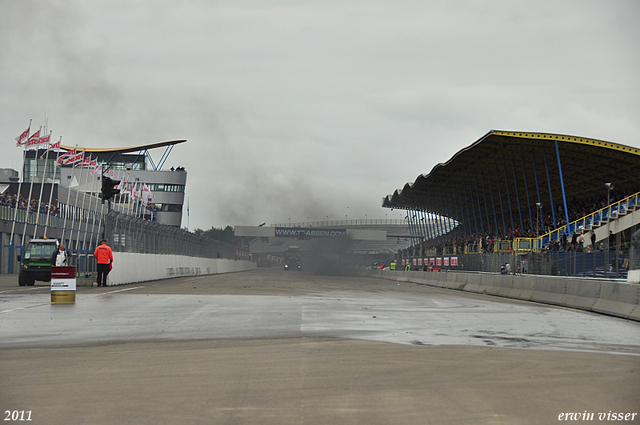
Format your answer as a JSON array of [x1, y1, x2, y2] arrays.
[[450, 194, 459, 238], [452, 189, 463, 240], [466, 183, 479, 236], [512, 160, 525, 234], [457, 186, 470, 237], [421, 210, 428, 241], [529, 154, 544, 233], [503, 165, 515, 235], [436, 196, 445, 238], [420, 210, 428, 241], [486, 173, 499, 237], [444, 197, 452, 237], [555, 140, 571, 232], [480, 175, 492, 236], [474, 180, 485, 235], [520, 156, 537, 233], [427, 210, 434, 241], [495, 168, 507, 237], [446, 195, 455, 239], [427, 210, 435, 241], [405, 210, 413, 241], [542, 147, 558, 229], [440, 195, 448, 238]]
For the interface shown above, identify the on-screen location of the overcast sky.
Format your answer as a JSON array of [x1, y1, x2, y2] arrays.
[[1, 0, 638, 230]]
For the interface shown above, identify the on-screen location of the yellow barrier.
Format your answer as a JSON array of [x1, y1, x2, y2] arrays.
[[464, 244, 481, 254]]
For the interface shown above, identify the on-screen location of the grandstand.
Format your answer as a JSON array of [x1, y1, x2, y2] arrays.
[[383, 130, 640, 278]]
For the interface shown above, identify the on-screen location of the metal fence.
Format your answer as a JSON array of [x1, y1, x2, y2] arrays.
[[458, 250, 628, 279], [104, 210, 238, 259], [404, 243, 630, 279], [1, 189, 241, 275]]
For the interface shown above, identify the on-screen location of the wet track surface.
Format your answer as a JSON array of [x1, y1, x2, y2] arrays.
[[2, 269, 640, 425], [2, 269, 639, 355]]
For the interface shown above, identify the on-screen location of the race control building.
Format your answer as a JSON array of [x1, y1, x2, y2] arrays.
[[23, 140, 188, 227]]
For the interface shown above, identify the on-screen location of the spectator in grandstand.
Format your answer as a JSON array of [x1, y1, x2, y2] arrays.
[[608, 230, 616, 251], [570, 232, 578, 251], [578, 232, 585, 252]]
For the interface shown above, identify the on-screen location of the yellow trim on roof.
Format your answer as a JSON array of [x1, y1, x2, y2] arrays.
[[491, 130, 640, 156]]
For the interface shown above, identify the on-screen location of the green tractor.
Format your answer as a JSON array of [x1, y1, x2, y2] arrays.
[[17, 239, 59, 286]]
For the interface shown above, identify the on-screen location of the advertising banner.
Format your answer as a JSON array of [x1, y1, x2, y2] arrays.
[[51, 266, 76, 304], [274, 227, 347, 238]]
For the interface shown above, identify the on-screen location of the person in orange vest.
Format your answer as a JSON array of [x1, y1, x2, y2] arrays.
[[94, 239, 113, 287]]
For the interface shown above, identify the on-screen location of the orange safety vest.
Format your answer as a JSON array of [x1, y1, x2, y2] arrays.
[[94, 243, 113, 264]]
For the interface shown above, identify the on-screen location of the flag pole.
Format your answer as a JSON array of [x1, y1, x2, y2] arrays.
[[60, 145, 78, 246], [10, 120, 31, 255], [21, 126, 42, 248], [43, 136, 62, 239], [68, 149, 89, 255], [33, 131, 53, 238]]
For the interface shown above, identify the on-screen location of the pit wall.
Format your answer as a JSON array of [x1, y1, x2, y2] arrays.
[[96, 253, 256, 286], [367, 270, 640, 322]]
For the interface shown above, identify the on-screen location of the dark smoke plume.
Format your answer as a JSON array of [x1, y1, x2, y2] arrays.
[[302, 236, 358, 276]]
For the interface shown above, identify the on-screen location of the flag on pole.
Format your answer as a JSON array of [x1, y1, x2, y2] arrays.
[[15, 123, 31, 146], [77, 155, 96, 167], [26, 128, 41, 148], [65, 152, 85, 166], [141, 184, 155, 206], [57, 149, 76, 164], [142, 184, 150, 206], [91, 163, 103, 176], [38, 131, 51, 146], [41, 136, 61, 159]]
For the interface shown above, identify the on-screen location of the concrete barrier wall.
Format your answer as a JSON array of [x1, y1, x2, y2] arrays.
[[367, 270, 640, 322], [99, 253, 256, 286]]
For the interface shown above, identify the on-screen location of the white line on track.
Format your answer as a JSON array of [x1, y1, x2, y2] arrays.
[[104, 286, 145, 294]]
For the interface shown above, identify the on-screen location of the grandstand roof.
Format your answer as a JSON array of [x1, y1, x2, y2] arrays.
[[59, 139, 187, 154], [382, 130, 640, 226]]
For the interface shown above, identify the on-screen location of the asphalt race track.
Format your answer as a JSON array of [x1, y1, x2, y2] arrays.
[[1, 269, 639, 424]]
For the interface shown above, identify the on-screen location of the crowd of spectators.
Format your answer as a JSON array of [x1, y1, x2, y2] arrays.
[[0, 192, 60, 216], [401, 189, 635, 257]]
